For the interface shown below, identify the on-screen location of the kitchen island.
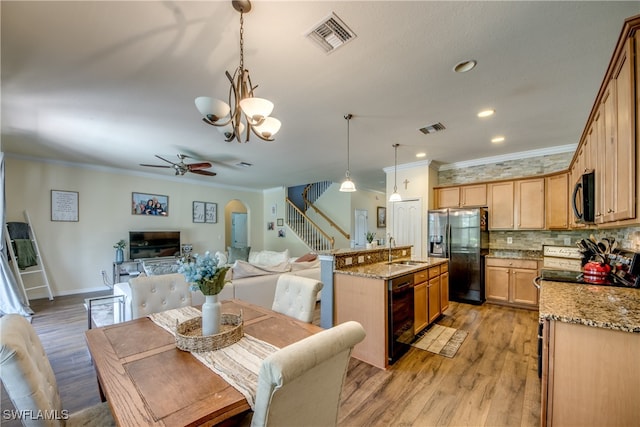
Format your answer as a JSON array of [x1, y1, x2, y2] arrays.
[[539, 280, 640, 426], [334, 256, 449, 369]]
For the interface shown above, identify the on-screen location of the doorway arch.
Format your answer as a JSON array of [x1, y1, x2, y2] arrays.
[[225, 199, 249, 248]]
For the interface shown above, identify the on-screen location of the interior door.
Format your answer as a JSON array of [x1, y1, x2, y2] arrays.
[[392, 199, 422, 258], [354, 209, 368, 248], [231, 212, 248, 248]]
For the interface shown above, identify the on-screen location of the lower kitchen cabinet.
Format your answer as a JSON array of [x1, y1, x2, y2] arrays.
[[485, 257, 539, 309], [414, 263, 448, 334], [542, 320, 640, 426]]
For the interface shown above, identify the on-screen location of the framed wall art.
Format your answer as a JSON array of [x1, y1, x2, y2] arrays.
[[277, 218, 284, 227], [205, 202, 217, 223], [132, 192, 168, 216], [192, 201, 205, 223], [51, 190, 79, 222], [377, 206, 386, 228]]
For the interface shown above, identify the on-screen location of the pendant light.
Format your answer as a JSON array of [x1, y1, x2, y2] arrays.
[[339, 114, 356, 192], [389, 143, 402, 202]]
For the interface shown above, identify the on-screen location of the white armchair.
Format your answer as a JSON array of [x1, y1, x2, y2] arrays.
[[0, 314, 115, 427], [271, 274, 323, 323], [249, 321, 366, 427]]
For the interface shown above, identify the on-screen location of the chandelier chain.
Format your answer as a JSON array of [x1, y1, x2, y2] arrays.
[[239, 11, 244, 71]]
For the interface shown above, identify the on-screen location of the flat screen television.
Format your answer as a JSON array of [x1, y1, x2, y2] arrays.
[[129, 231, 181, 260]]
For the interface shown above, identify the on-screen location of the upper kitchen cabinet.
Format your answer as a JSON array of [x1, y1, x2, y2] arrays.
[[434, 184, 487, 208], [569, 17, 638, 227], [545, 172, 569, 230], [488, 178, 544, 230], [487, 181, 514, 229]]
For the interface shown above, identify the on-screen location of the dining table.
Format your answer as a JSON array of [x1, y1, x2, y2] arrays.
[[85, 299, 323, 426]]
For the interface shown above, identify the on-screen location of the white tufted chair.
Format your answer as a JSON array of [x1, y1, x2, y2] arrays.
[[271, 274, 323, 323], [248, 321, 366, 427], [0, 314, 115, 427], [129, 273, 192, 319]]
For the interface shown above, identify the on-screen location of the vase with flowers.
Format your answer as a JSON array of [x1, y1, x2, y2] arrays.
[[178, 251, 230, 336], [113, 239, 126, 265], [365, 231, 376, 249]]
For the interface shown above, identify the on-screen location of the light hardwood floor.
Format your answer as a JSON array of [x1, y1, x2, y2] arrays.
[[1, 293, 540, 427]]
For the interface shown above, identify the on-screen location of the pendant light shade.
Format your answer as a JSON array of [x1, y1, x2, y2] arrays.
[[339, 114, 356, 192], [389, 143, 402, 202]]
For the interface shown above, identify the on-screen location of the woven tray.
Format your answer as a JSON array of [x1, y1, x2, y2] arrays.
[[175, 312, 243, 352]]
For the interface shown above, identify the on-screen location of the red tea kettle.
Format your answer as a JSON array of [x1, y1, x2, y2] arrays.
[[583, 261, 611, 284]]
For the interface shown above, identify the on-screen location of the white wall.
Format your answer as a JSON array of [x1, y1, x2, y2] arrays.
[[262, 186, 310, 256], [5, 156, 262, 297]]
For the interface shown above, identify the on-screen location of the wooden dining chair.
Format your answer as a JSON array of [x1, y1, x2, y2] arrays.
[[129, 273, 192, 319], [271, 274, 323, 323], [0, 314, 115, 427], [248, 320, 366, 427]]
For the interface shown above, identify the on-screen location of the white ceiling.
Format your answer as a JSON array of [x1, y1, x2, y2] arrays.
[[2, 1, 639, 192]]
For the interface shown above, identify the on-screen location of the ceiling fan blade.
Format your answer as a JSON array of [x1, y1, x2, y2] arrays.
[[140, 163, 171, 168], [190, 169, 217, 177], [187, 162, 213, 171], [155, 155, 177, 165]]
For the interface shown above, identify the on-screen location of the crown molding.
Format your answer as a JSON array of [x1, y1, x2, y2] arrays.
[[437, 144, 577, 171], [382, 159, 431, 174]]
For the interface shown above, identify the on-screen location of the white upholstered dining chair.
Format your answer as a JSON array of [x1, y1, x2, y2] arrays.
[[271, 274, 323, 323], [248, 320, 366, 427], [0, 314, 115, 427], [129, 273, 192, 319]]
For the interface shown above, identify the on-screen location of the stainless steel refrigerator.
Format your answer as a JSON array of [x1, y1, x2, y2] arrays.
[[427, 208, 489, 304]]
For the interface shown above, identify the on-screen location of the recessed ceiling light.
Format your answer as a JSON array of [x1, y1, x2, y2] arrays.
[[416, 152, 426, 158], [491, 136, 505, 144], [453, 59, 477, 73], [477, 109, 495, 118]]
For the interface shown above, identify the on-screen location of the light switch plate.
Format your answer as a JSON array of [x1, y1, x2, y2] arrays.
[[507, 237, 513, 244], [345, 257, 352, 265]]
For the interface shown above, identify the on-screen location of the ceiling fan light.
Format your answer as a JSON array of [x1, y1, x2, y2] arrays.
[[195, 97, 230, 122], [389, 192, 402, 202], [253, 117, 281, 139], [240, 97, 274, 122], [339, 178, 356, 192]]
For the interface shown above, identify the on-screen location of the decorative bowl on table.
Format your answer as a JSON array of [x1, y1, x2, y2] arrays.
[[175, 312, 243, 352]]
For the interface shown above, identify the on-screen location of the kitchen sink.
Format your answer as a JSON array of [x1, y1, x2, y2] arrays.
[[390, 260, 427, 266]]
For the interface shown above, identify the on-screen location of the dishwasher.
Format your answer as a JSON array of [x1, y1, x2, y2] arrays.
[[388, 273, 415, 364]]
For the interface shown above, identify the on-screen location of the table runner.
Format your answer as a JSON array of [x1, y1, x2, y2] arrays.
[[148, 306, 279, 409]]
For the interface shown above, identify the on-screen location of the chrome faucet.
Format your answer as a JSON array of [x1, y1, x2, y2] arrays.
[[388, 234, 395, 263]]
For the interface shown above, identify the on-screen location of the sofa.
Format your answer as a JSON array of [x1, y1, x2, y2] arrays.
[[113, 250, 321, 322]]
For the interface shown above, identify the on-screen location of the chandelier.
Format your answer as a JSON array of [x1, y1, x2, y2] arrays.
[[195, 0, 280, 143]]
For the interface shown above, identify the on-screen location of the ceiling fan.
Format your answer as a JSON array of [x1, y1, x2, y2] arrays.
[[140, 154, 217, 176]]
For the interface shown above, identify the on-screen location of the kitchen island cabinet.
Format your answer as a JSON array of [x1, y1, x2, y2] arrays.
[[539, 280, 640, 426], [333, 258, 449, 369]]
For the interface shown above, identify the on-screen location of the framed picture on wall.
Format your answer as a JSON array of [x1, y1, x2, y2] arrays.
[[377, 206, 386, 228], [132, 192, 169, 216], [192, 201, 205, 223], [51, 190, 79, 222], [277, 218, 284, 226], [205, 202, 217, 223]]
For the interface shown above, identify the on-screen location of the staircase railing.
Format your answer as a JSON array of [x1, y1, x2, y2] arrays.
[[286, 198, 334, 252], [302, 194, 350, 241], [302, 181, 332, 209]]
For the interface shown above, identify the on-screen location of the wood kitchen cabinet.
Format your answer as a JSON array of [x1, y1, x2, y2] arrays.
[[485, 257, 539, 309], [427, 266, 441, 324], [545, 172, 569, 229], [414, 263, 448, 334], [488, 178, 544, 230], [487, 181, 514, 229], [542, 320, 640, 426], [515, 178, 545, 229], [435, 184, 487, 208]]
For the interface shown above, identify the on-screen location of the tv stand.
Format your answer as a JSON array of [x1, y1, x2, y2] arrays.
[[113, 260, 143, 284]]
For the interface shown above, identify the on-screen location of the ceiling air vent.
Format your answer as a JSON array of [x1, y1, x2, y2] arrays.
[[419, 122, 446, 135], [306, 12, 356, 54]]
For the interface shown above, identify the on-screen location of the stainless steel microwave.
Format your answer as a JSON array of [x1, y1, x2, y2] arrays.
[[572, 170, 595, 223]]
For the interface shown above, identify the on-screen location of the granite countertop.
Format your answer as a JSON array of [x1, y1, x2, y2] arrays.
[[540, 280, 640, 333], [334, 257, 448, 280]]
